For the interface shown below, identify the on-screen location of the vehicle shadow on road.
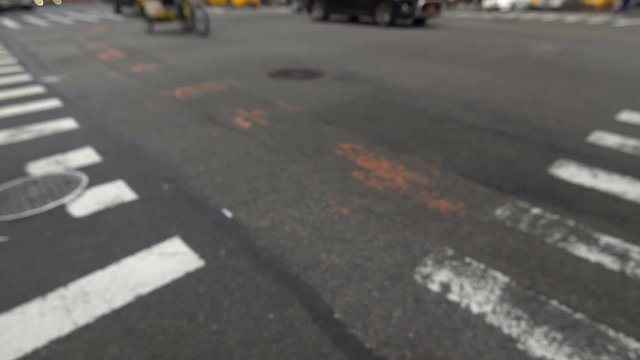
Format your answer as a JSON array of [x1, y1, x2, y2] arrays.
[[311, 15, 443, 30]]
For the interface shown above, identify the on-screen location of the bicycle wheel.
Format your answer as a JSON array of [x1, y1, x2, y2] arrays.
[[191, 2, 210, 36]]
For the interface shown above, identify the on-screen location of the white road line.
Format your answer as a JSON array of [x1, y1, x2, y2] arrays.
[[0, 84, 47, 102], [613, 17, 640, 27], [495, 201, 640, 281], [0, 73, 33, 87], [563, 14, 585, 23], [517, 12, 541, 21], [0, 18, 21, 30], [586, 15, 610, 25], [0, 117, 79, 146], [548, 158, 640, 204], [0, 236, 204, 360], [0, 57, 18, 66], [586, 130, 640, 157], [66, 179, 138, 218], [0, 65, 25, 75], [26, 146, 102, 175], [414, 248, 640, 360], [0, 98, 63, 120], [64, 11, 100, 23], [22, 15, 49, 27], [541, 13, 561, 22], [42, 13, 75, 25], [616, 109, 640, 126]]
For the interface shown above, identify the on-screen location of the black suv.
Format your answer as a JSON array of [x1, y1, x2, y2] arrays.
[[307, 0, 441, 26]]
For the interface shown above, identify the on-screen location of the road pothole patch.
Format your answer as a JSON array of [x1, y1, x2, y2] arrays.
[[0, 171, 88, 222], [268, 68, 323, 81]]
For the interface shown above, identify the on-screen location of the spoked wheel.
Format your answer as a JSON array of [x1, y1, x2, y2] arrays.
[[374, 0, 394, 26], [310, 0, 329, 21], [184, 1, 210, 36]]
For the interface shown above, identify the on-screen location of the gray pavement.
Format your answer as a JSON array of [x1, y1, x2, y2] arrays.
[[0, 3, 639, 360]]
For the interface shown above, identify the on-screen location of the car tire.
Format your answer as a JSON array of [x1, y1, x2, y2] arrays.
[[310, 0, 329, 21], [412, 17, 426, 26], [374, 0, 395, 26], [114, 1, 123, 14], [348, 14, 359, 22]]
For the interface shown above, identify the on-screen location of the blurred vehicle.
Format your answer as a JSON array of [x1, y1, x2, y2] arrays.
[[481, 0, 528, 10], [114, 0, 144, 14], [208, 0, 259, 6], [528, 0, 582, 8], [307, 0, 442, 26], [579, 0, 612, 8], [0, 0, 33, 9]]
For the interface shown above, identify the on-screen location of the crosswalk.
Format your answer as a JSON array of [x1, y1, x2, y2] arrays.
[[0, 43, 206, 360], [414, 108, 640, 360], [0, 9, 123, 30], [446, 10, 640, 27]]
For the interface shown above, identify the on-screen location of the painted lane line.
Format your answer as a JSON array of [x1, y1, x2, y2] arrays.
[[0, 73, 33, 87], [64, 11, 100, 23], [0, 84, 47, 102], [0, 118, 79, 146], [616, 109, 640, 126], [0, 18, 21, 30], [614, 18, 640, 27], [66, 179, 138, 218], [22, 15, 49, 27], [548, 159, 640, 205], [414, 248, 640, 360], [0, 57, 18, 66], [563, 14, 585, 23], [0, 98, 63, 120], [221, 208, 234, 218], [586, 130, 640, 157], [495, 201, 640, 281], [0, 65, 25, 75], [42, 13, 75, 25], [0, 236, 205, 360], [586, 15, 610, 25], [26, 146, 102, 175], [541, 13, 561, 22], [517, 13, 541, 21]]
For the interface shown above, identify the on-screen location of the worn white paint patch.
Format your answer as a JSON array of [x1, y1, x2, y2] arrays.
[[26, 146, 103, 175], [586, 15, 610, 25], [586, 130, 640, 157], [0, 118, 79, 146], [613, 18, 640, 27], [0, 84, 47, 102], [21, 15, 49, 27], [0, 57, 18, 66], [414, 248, 640, 360], [66, 179, 138, 218], [42, 13, 75, 25], [0, 236, 204, 360], [0, 98, 63, 120], [64, 11, 100, 22], [0, 66, 24, 75], [221, 208, 233, 219], [39, 75, 61, 84], [495, 201, 640, 281], [0, 235, 8, 243], [548, 159, 640, 204], [0, 73, 34, 87], [541, 13, 561, 22], [616, 109, 640, 126], [0, 18, 21, 30]]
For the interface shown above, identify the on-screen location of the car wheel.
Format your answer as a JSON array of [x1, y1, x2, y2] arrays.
[[348, 14, 358, 22], [114, 1, 123, 14], [310, 0, 329, 21], [374, 0, 394, 26], [412, 17, 426, 26]]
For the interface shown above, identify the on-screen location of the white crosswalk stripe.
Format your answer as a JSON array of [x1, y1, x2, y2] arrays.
[[63, 11, 100, 23], [0, 118, 79, 146], [446, 10, 640, 27], [21, 15, 49, 27], [616, 109, 640, 126], [0, 84, 47, 102], [25, 146, 103, 175], [0, 98, 63, 120], [415, 248, 640, 360], [0, 65, 25, 75], [586, 130, 640, 157], [0, 73, 33, 87], [42, 13, 75, 25], [66, 179, 139, 218], [0, 57, 18, 66], [0, 17, 21, 30], [0, 236, 204, 360]]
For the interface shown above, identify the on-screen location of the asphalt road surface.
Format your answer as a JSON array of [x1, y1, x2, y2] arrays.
[[0, 3, 639, 360]]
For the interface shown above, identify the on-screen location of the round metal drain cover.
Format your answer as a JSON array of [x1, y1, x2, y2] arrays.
[[268, 68, 323, 81], [0, 171, 88, 222]]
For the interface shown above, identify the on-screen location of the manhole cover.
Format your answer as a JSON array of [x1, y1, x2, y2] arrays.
[[0, 171, 88, 222], [268, 68, 323, 81]]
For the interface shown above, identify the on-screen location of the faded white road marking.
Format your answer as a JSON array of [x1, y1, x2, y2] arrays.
[[541, 13, 560, 22], [86, 10, 124, 20], [64, 11, 100, 23], [563, 14, 585, 23], [586, 130, 640, 157], [0, 66, 24, 75], [0, 84, 47, 102], [616, 109, 640, 126], [0, 73, 33, 87], [0, 236, 204, 360], [586, 15, 610, 25], [613, 18, 640, 27], [0, 97, 63, 120], [66, 179, 138, 218], [0, 235, 8, 242], [26, 146, 102, 175], [414, 248, 640, 360], [495, 201, 640, 281], [221, 208, 233, 218], [42, 13, 75, 25], [0, 18, 21, 30], [0, 57, 18, 66], [0, 118, 79, 146], [22, 15, 49, 27], [548, 159, 640, 204]]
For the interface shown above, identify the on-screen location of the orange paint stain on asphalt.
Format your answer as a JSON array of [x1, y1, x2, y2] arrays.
[[335, 143, 465, 215], [172, 81, 229, 100], [233, 107, 269, 129], [130, 63, 160, 73], [327, 198, 349, 215], [97, 48, 125, 61]]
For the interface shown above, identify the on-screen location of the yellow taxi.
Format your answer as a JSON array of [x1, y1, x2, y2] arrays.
[[208, 0, 259, 6]]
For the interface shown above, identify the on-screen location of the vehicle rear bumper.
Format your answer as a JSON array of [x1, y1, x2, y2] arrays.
[[393, 0, 442, 18]]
